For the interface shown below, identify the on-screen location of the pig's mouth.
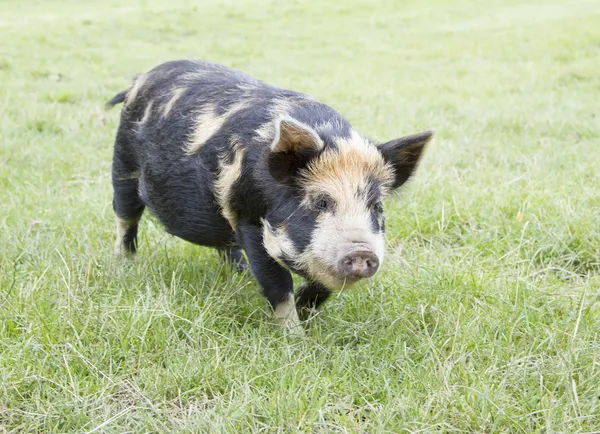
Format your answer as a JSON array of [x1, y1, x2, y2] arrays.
[[338, 275, 362, 287], [329, 272, 366, 291], [309, 261, 366, 291]]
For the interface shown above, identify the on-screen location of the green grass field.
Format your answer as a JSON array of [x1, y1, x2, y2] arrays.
[[1, 0, 599, 432]]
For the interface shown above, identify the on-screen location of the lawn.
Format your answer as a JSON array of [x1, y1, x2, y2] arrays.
[[1, 0, 599, 432]]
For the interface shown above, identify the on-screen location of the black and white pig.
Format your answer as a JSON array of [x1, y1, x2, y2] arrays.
[[107, 60, 432, 332]]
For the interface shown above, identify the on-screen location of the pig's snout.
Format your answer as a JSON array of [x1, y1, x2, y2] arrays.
[[338, 248, 379, 279]]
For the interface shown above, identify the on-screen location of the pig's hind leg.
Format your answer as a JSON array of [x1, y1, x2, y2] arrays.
[[112, 135, 145, 256], [219, 248, 249, 272]]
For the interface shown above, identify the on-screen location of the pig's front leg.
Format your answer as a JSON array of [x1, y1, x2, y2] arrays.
[[237, 223, 303, 334]]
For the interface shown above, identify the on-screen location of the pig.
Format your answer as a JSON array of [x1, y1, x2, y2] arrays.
[[107, 60, 432, 333]]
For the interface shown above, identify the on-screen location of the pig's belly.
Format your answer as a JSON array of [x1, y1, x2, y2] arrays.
[[138, 170, 237, 248]]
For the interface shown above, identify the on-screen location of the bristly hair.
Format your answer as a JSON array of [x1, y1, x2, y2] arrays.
[[299, 131, 395, 197]]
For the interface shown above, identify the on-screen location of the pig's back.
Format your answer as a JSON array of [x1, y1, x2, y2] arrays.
[[120, 60, 351, 160], [112, 60, 352, 246]]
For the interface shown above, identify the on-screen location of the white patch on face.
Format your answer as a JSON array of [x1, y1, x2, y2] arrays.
[[185, 100, 252, 154], [296, 193, 386, 291], [293, 134, 393, 290], [262, 219, 298, 268], [215, 141, 246, 230]]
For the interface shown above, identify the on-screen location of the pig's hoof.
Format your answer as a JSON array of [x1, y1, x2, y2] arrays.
[[220, 248, 248, 273], [114, 250, 137, 263], [275, 317, 306, 336], [288, 323, 306, 336], [114, 243, 135, 258], [273, 293, 304, 335]]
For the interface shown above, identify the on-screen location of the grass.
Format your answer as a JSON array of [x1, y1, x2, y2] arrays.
[[1, 0, 599, 432]]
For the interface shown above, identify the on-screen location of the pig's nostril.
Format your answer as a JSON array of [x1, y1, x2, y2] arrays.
[[364, 256, 379, 275]]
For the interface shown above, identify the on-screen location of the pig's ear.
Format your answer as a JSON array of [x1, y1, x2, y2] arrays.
[[267, 117, 324, 184], [378, 130, 433, 189]]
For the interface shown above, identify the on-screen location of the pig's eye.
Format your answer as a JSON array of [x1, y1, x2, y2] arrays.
[[314, 195, 334, 212], [373, 201, 384, 214]]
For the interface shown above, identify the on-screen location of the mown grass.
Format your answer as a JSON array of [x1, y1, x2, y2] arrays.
[[1, 0, 599, 432]]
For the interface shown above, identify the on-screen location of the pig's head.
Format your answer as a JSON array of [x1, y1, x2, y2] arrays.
[[262, 117, 432, 290]]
